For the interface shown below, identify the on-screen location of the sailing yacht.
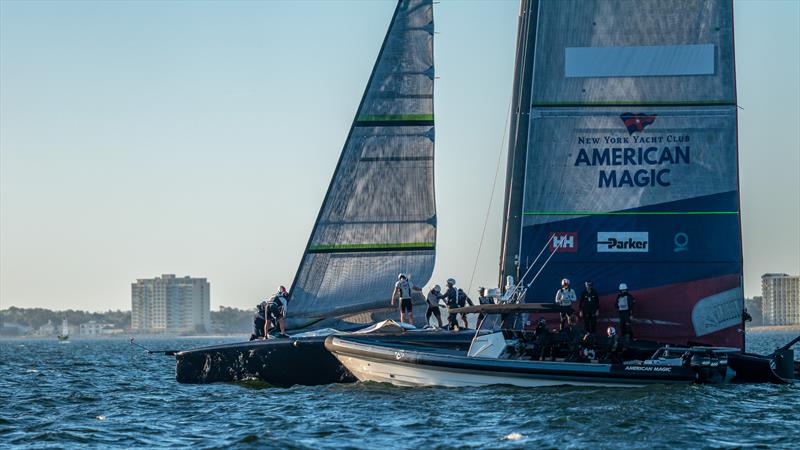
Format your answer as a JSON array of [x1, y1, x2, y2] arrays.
[[174, 0, 482, 386], [57, 318, 69, 341]]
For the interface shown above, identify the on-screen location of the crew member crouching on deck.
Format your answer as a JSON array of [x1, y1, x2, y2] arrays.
[[266, 286, 289, 338], [250, 301, 267, 341]]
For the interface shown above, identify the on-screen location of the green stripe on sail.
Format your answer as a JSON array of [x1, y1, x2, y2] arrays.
[[523, 211, 739, 216], [308, 242, 436, 253], [356, 114, 434, 122], [532, 100, 736, 107]]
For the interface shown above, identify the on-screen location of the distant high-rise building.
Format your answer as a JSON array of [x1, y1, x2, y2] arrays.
[[131, 274, 211, 333], [761, 274, 800, 326]]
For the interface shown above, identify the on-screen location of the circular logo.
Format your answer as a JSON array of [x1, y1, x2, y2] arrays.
[[674, 232, 689, 252]]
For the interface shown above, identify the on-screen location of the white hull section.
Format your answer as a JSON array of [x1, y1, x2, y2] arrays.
[[334, 354, 643, 388]]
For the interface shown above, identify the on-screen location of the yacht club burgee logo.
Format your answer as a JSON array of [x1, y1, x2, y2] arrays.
[[620, 113, 657, 135]]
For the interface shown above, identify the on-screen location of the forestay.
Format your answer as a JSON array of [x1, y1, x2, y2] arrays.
[[288, 0, 436, 324]]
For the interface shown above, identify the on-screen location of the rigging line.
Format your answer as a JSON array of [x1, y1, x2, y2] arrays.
[[506, 235, 556, 300], [526, 235, 563, 289], [466, 97, 514, 297]]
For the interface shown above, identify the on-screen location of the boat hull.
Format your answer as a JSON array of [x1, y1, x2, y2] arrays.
[[326, 336, 701, 388], [175, 330, 478, 387]]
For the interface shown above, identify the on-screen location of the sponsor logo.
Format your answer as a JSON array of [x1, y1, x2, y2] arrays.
[[550, 232, 578, 252], [597, 232, 649, 252], [620, 113, 657, 135], [674, 232, 689, 252]]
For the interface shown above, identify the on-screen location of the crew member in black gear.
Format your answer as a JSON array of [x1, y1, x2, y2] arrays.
[[456, 288, 474, 329], [476, 287, 493, 326], [579, 281, 600, 334], [250, 301, 267, 341], [565, 314, 586, 361], [437, 278, 460, 330], [602, 326, 624, 363], [531, 317, 552, 361], [615, 283, 635, 338], [266, 286, 289, 337]]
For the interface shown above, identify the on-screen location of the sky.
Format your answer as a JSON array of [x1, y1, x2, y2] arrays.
[[1, 0, 798, 312]]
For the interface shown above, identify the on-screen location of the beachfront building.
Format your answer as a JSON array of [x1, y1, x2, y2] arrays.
[[761, 274, 800, 326], [131, 274, 211, 333], [79, 321, 115, 336]]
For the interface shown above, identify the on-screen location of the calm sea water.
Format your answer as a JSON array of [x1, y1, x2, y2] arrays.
[[1, 329, 798, 449]]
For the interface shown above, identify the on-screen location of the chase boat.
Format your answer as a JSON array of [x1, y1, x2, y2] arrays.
[[325, 304, 740, 388]]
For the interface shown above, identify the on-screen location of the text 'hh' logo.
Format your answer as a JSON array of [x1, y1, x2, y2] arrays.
[[620, 113, 656, 135], [550, 232, 578, 252]]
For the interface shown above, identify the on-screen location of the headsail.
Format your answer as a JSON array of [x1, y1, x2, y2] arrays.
[[502, 0, 743, 347], [288, 0, 435, 326]]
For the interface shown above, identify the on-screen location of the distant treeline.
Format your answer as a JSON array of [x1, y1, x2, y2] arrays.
[[0, 306, 255, 335], [0, 307, 131, 333]]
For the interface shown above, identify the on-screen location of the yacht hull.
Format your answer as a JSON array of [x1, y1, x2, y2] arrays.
[[326, 336, 703, 388]]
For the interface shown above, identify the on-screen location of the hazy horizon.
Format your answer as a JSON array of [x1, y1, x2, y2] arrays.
[[2, 0, 798, 313]]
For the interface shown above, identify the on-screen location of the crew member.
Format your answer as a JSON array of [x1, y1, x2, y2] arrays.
[[456, 288, 474, 329], [579, 281, 600, 334], [250, 301, 267, 341], [603, 326, 623, 363], [437, 278, 460, 330], [266, 286, 289, 338], [615, 283, 635, 338], [391, 273, 415, 325], [425, 285, 444, 328], [565, 314, 586, 361], [531, 317, 552, 361], [555, 278, 577, 330], [476, 287, 493, 327]]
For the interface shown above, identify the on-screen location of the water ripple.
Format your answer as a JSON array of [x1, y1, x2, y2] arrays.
[[1, 332, 798, 448]]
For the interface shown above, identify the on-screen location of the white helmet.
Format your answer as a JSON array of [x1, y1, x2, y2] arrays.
[[398, 273, 406, 280], [607, 326, 617, 337], [619, 283, 628, 290], [561, 278, 570, 286], [433, 284, 441, 293], [447, 278, 456, 286]]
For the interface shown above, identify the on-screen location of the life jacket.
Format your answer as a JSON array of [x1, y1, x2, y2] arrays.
[[395, 279, 412, 299], [617, 293, 633, 311]]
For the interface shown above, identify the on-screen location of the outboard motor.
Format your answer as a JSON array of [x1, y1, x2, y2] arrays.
[[687, 348, 729, 384]]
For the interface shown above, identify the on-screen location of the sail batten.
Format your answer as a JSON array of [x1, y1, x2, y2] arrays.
[[288, 0, 435, 322]]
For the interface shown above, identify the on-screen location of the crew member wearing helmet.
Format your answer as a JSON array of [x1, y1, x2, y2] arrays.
[[250, 301, 267, 341], [436, 278, 460, 330], [266, 286, 289, 338], [579, 281, 600, 335], [425, 285, 444, 328], [554, 278, 577, 331], [476, 287, 493, 326], [391, 274, 415, 325], [603, 326, 623, 363], [615, 283, 635, 338], [456, 288, 475, 329]]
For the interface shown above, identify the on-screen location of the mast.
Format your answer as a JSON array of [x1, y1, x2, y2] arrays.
[[499, 0, 539, 289]]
